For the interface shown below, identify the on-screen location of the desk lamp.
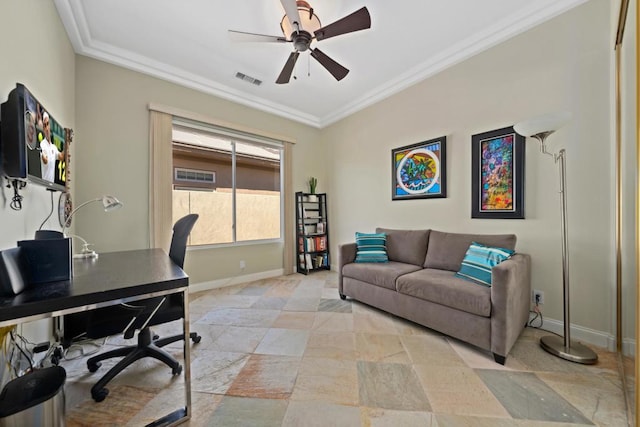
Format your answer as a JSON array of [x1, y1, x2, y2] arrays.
[[514, 112, 597, 364], [63, 195, 123, 259]]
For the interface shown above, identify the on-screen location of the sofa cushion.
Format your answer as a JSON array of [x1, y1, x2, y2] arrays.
[[355, 232, 388, 263], [342, 261, 422, 291], [376, 228, 430, 266], [424, 230, 517, 271], [455, 242, 515, 286], [396, 268, 492, 317]]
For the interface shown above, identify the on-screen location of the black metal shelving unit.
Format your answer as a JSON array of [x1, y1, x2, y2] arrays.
[[295, 192, 330, 274]]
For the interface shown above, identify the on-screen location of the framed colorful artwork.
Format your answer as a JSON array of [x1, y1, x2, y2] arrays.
[[471, 126, 525, 219], [392, 136, 446, 200]]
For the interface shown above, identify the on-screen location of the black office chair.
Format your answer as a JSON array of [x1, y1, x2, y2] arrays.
[[73, 214, 201, 402]]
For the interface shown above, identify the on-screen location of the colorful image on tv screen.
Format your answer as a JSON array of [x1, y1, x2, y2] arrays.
[[24, 89, 66, 187]]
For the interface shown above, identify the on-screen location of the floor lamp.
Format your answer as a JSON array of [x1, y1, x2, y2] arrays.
[[514, 112, 598, 364]]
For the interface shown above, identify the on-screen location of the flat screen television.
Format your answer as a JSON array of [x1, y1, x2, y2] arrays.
[[0, 83, 67, 192]]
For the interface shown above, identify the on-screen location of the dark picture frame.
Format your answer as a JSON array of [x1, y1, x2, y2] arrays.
[[471, 126, 525, 219], [392, 136, 447, 200]]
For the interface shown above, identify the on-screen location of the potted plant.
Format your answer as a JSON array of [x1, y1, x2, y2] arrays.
[[308, 177, 318, 202]]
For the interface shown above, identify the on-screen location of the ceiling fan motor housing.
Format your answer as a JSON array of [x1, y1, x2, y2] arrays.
[[292, 31, 312, 51]]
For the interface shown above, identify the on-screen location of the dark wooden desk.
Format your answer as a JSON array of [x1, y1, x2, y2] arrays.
[[0, 248, 192, 426]]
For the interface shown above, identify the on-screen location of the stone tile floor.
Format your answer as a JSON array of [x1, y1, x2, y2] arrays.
[[62, 271, 629, 426]]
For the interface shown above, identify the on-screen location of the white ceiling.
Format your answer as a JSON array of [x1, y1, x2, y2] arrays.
[[54, 0, 587, 128]]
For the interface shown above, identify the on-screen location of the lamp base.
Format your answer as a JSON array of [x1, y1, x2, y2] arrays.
[[73, 250, 98, 259], [540, 335, 598, 364]]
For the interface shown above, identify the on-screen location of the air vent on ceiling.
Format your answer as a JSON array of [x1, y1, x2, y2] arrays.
[[235, 72, 262, 86]]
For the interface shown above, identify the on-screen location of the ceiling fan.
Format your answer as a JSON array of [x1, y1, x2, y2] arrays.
[[229, 0, 371, 84]]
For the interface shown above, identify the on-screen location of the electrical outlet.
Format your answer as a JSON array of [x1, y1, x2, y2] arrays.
[[532, 290, 544, 305], [240, 260, 246, 270]]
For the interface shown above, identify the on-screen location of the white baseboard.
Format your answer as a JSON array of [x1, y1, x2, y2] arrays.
[[530, 314, 636, 356], [622, 338, 636, 358], [189, 269, 284, 293]]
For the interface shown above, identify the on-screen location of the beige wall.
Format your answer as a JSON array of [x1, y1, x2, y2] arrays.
[[0, 0, 75, 341], [0, 1, 622, 340], [73, 56, 323, 282], [323, 0, 614, 335], [0, 1, 75, 249]]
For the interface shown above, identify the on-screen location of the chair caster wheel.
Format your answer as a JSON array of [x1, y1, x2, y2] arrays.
[[339, 293, 346, 300], [172, 364, 183, 376], [88, 361, 101, 373], [92, 388, 109, 402], [192, 335, 202, 344]]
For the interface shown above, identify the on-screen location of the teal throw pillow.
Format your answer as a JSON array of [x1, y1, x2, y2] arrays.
[[355, 232, 388, 263], [455, 242, 515, 286]]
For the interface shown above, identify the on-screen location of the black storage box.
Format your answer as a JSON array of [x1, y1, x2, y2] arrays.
[[17, 238, 72, 284]]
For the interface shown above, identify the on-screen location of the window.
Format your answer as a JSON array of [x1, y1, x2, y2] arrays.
[[174, 168, 216, 188], [172, 122, 282, 246]]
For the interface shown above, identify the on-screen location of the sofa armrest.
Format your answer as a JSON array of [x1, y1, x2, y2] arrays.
[[490, 253, 531, 358], [338, 243, 357, 294]]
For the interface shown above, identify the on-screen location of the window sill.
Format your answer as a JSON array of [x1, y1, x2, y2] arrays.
[[187, 238, 283, 251]]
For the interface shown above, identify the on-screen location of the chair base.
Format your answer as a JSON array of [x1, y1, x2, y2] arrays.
[[87, 327, 201, 402]]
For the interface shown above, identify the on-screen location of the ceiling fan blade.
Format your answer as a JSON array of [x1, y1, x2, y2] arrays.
[[280, 0, 302, 33], [314, 7, 371, 41], [228, 30, 288, 43], [276, 52, 300, 84], [311, 48, 349, 81]]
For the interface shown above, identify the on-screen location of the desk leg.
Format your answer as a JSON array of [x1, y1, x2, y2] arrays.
[[145, 290, 192, 426], [183, 289, 192, 421]]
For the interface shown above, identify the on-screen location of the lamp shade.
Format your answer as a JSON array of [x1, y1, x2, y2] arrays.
[[101, 195, 123, 212], [280, 1, 321, 38], [513, 111, 572, 137]]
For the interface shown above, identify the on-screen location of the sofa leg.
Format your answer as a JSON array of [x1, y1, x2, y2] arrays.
[[339, 293, 346, 300], [493, 353, 506, 365]]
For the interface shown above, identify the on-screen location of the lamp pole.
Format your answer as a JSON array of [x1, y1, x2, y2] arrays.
[[558, 149, 571, 348], [514, 112, 597, 364], [63, 198, 101, 230]]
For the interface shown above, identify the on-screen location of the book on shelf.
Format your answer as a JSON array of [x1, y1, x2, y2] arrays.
[[303, 236, 327, 252]]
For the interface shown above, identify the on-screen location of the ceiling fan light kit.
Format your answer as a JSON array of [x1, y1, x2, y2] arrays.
[[280, 0, 321, 41], [229, 0, 371, 84]]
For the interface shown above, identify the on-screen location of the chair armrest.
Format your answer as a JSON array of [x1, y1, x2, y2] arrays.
[[338, 243, 357, 293], [490, 253, 531, 357]]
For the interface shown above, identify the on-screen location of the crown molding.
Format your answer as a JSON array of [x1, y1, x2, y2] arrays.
[[55, 0, 587, 129], [54, 0, 322, 128], [318, 0, 589, 127]]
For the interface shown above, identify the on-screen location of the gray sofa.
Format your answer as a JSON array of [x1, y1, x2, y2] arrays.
[[338, 228, 531, 364]]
